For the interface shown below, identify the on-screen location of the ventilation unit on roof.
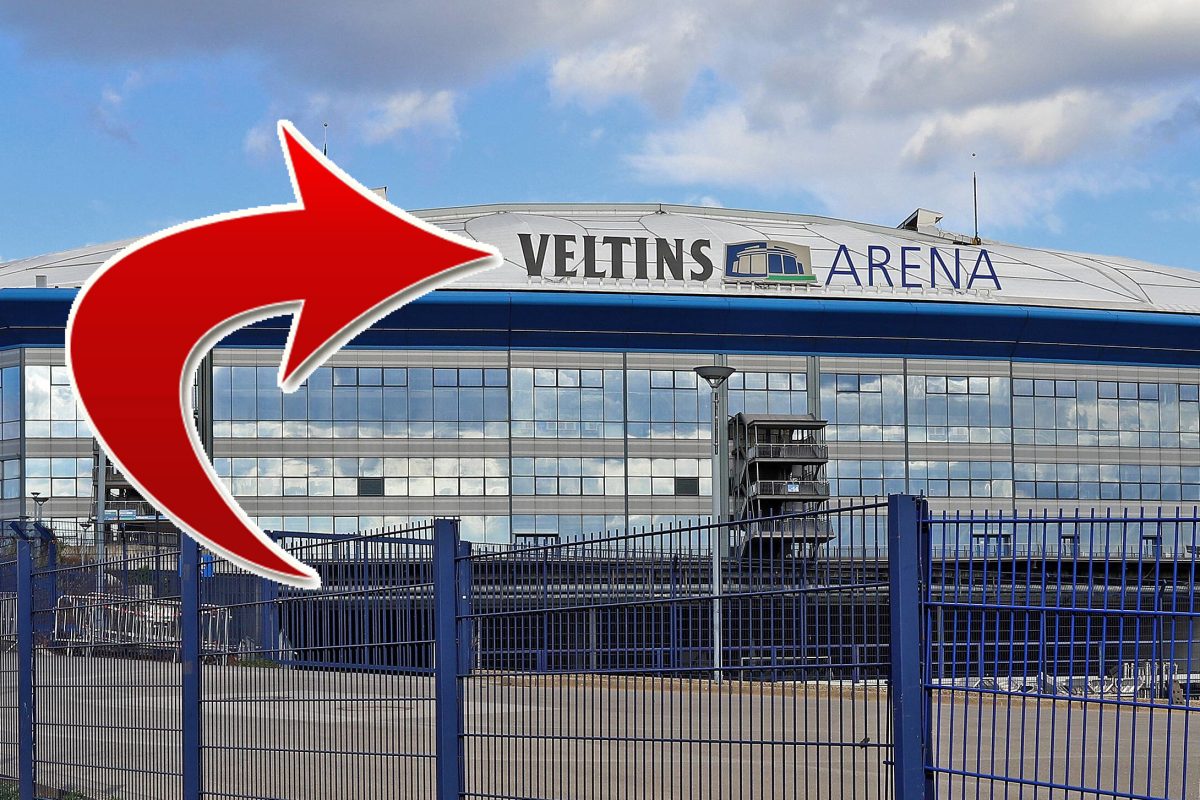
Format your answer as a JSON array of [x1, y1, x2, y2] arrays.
[[898, 208, 945, 234], [34, 274, 47, 289]]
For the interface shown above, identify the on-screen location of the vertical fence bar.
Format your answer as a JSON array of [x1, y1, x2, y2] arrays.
[[888, 494, 934, 800], [434, 518, 463, 800], [16, 539, 34, 800], [180, 535, 201, 800], [456, 539, 473, 675], [259, 573, 280, 658]]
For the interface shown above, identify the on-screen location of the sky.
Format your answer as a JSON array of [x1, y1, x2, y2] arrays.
[[2, 1, 1200, 268]]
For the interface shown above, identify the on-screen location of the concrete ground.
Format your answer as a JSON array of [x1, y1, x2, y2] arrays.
[[0, 651, 1197, 800]]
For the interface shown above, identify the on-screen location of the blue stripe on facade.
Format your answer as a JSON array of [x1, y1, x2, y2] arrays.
[[5, 287, 1200, 367]]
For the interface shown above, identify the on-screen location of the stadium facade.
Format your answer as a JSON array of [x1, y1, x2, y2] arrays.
[[3, 203, 1200, 544]]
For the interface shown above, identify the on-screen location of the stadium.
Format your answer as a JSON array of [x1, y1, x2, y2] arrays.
[[3, 203, 1200, 800], [1, 202, 1200, 543]]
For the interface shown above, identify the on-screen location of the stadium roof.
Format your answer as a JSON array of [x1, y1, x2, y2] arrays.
[[3, 203, 1198, 314]]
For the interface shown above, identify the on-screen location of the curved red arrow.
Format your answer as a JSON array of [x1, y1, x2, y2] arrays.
[[67, 121, 500, 588]]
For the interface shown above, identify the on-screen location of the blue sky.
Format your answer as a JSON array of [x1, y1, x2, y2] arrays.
[[2, 2, 1199, 267]]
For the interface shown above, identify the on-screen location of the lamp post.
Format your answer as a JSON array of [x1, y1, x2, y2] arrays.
[[81, 519, 102, 594], [695, 363, 735, 683], [30, 491, 48, 527]]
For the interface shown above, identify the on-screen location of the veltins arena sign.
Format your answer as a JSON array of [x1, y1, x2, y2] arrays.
[[517, 233, 1002, 290]]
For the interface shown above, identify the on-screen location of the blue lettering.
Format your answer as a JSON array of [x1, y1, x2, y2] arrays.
[[826, 245, 862, 286], [967, 249, 1002, 290], [867, 246, 893, 287], [929, 248, 961, 289], [900, 246, 921, 288]]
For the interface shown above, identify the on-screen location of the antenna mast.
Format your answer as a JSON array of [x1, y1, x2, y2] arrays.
[[322, 122, 329, 157], [971, 153, 981, 245]]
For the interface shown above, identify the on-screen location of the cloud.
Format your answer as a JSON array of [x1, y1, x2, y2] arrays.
[[629, 99, 1156, 230], [864, 1, 1200, 113], [6, 0, 1200, 231], [609, 1, 1200, 231], [549, 12, 707, 112], [1154, 95, 1200, 140], [242, 122, 276, 159], [242, 90, 458, 163], [90, 70, 143, 144], [900, 90, 1168, 169], [0, 3, 639, 91], [359, 90, 457, 143]]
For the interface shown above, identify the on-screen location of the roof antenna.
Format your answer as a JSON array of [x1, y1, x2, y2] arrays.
[[322, 122, 329, 157], [971, 153, 981, 246]]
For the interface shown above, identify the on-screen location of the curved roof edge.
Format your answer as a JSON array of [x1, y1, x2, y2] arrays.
[[2, 203, 1197, 316]]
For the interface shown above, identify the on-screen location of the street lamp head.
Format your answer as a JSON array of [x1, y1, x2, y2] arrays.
[[694, 365, 736, 389]]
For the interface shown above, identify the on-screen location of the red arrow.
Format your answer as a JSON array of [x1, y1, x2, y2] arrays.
[[66, 121, 500, 588]]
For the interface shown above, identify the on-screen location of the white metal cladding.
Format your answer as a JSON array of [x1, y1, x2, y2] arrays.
[[3, 203, 1199, 314]]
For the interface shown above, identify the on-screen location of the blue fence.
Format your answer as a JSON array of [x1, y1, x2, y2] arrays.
[[0, 499, 1197, 799], [922, 507, 1200, 800]]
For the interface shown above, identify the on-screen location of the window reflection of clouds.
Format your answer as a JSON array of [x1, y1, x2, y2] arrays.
[[18, 352, 1200, 522], [24, 365, 88, 439], [24, 456, 89, 497], [214, 365, 509, 439], [214, 456, 510, 498]]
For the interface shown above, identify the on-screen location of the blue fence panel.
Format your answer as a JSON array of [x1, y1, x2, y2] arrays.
[[924, 508, 1200, 800], [198, 522, 440, 800], [29, 539, 186, 799], [457, 501, 894, 800], [0, 548, 18, 789]]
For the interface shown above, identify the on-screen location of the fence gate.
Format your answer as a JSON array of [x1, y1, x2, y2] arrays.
[[922, 508, 1200, 800], [199, 525, 442, 800], [455, 501, 895, 800]]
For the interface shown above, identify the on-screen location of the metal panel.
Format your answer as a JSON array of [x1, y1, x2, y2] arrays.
[[458, 501, 895, 799], [923, 508, 1200, 799]]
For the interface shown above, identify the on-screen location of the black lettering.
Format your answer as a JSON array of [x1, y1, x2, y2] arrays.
[[518, 233, 550, 277], [656, 238, 685, 280], [582, 235, 604, 278], [602, 236, 631, 279], [553, 234, 577, 277], [690, 239, 714, 280]]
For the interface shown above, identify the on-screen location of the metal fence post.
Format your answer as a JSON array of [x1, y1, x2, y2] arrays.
[[434, 518, 463, 800], [888, 494, 934, 800], [16, 539, 35, 800], [455, 539, 473, 676], [180, 535, 202, 800]]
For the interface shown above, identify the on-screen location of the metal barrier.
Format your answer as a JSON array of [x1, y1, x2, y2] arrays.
[[922, 507, 1200, 800], [2, 500, 1199, 800], [0, 591, 14, 652], [457, 502, 892, 800], [198, 523, 440, 800], [53, 593, 231, 657]]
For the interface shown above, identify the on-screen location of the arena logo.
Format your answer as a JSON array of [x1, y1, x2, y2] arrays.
[[518, 233, 1002, 291], [724, 241, 816, 283]]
